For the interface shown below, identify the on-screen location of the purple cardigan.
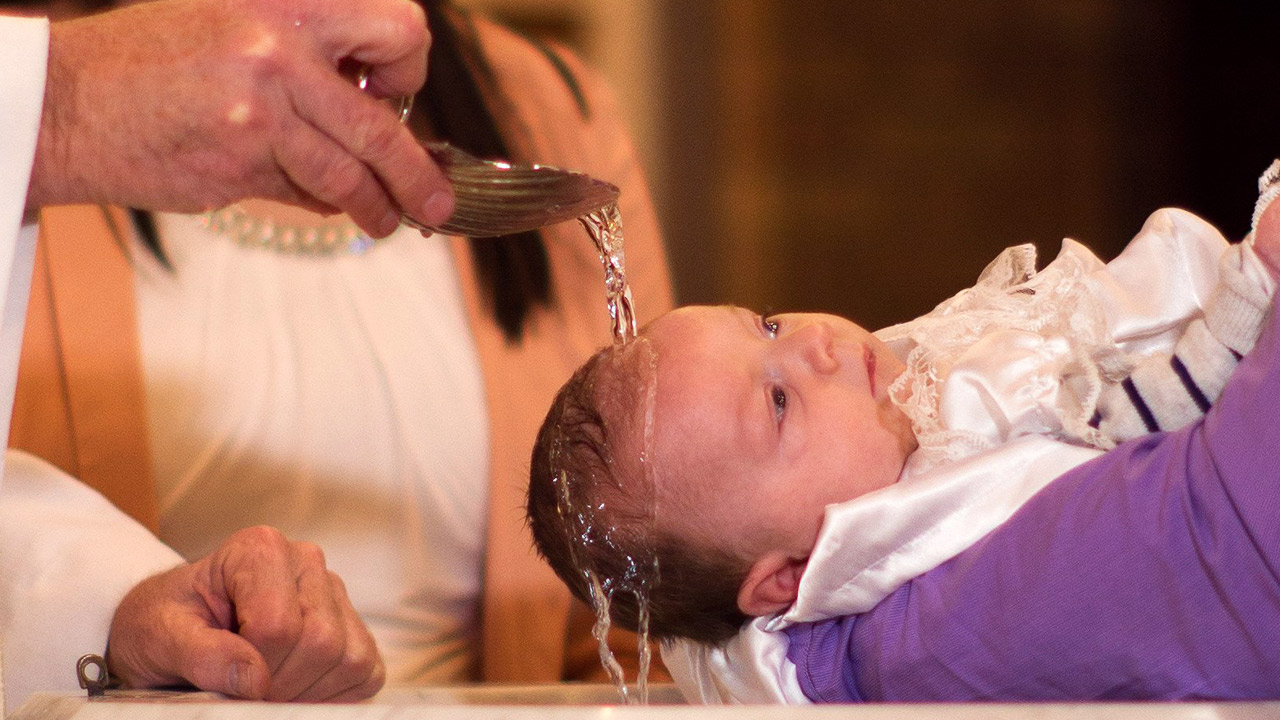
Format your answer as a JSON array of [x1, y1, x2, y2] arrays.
[[784, 301, 1280, 702]]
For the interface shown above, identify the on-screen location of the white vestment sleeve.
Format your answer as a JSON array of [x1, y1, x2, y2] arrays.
[[0, 453, 183, 715], [0, 15, 184, 716], [0, 15, 49, 713], [0, 15, 47, 442]]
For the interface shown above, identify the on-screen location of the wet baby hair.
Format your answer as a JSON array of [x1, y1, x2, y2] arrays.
[[527, 343, 752, 645]]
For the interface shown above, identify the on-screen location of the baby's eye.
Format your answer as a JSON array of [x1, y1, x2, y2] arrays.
[[771, 385, 787, 421], [761, 312, 780, 338]]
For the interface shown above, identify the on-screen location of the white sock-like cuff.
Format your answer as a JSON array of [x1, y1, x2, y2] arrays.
[[1206, 243, 1273, 356]]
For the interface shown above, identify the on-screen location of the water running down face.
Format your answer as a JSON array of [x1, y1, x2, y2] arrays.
[[641, 306, 918, 615]]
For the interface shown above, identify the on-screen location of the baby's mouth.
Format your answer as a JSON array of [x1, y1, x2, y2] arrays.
[[864, 345, 877, 396]]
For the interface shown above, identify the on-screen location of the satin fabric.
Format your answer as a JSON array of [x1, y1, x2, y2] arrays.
[[665, 208, 1250, 703]]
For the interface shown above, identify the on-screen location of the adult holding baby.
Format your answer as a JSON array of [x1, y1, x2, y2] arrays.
[[1, 0, 451, 710], [7, 0, 673, 710]]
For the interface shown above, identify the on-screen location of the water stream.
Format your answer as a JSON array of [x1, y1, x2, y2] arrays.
[[554, 464, 658, 706], [556, 201, 659, 703], [579, 203, 637, 345]]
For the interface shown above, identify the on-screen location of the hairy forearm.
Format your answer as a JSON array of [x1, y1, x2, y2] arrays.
[[27, 17, 83, 211], [22, 0, 450, 236]]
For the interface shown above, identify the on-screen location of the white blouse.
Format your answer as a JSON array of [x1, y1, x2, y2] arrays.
[[133, 214, 489, 684]]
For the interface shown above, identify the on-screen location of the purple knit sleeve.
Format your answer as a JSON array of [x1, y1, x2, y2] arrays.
[[786, 304, 1280, 701], [783, 613, 859, 702]]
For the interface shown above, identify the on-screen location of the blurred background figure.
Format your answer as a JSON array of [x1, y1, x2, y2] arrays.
[[4, 0, 672, 695]]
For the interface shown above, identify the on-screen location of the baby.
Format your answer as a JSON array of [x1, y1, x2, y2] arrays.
[[529, 303, 918, 644], [527, 169, 1280, 652]]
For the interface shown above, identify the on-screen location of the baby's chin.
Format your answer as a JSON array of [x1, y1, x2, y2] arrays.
[[878, 398, 919, 461]]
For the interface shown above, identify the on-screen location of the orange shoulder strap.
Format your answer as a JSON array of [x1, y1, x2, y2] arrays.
[[11, 205, 158, 531]]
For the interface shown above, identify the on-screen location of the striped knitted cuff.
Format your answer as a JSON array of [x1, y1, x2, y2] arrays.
[[1092, 320, 1241, 445]]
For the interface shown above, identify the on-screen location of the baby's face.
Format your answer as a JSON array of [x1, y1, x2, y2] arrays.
[[643, 306, 917, 560]]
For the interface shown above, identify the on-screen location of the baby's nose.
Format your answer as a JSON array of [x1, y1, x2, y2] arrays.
[[790, 322, 839, 374]]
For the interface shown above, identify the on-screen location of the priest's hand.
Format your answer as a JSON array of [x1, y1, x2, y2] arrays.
[[27, 0, 453, 237]]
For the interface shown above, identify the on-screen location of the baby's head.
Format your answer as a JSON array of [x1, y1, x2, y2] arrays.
[[528, 306, 917, 645]]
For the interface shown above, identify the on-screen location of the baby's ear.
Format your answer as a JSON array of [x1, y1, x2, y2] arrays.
[[737, 552, 807, 617]]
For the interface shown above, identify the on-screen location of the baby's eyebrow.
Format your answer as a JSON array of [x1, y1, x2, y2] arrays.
[[732, 306, 760, 334]]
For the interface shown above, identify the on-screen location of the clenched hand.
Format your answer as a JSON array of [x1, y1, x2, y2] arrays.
[[106, 526, 384, 702]]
